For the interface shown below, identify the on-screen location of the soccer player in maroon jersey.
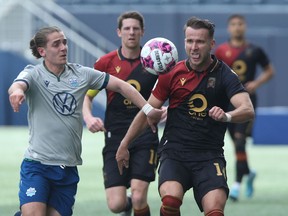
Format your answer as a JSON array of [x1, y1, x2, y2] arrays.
[[214, 14, 274, 201], [82, 11, 164, 216], [116, 17, 255, 216]]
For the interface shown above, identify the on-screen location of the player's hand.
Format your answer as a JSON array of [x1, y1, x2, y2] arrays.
[[85, 117, 106, 133], [245, 81, 258, 94], [159, 106, 168, 123], [116, 145, 130, 175], [9, 89, 25, 112], [146, 108, 163, 133], [209, 106, 228, 122]]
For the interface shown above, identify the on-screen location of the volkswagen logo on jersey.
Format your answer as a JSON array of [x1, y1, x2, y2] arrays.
[[53, 92, 77, 116]]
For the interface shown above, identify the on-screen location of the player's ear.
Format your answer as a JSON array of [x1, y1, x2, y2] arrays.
[[117, 28, 121, 38], [210, 39, 216, 50], [37, 47, 46, 57], [184, 38, 186, 49], [141, 27, 145, 37]]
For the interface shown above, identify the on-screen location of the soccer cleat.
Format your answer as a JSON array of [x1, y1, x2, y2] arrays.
[[229, 184, 240, 201], [246, 170, 256, 198], [14, 211, 21, 216]]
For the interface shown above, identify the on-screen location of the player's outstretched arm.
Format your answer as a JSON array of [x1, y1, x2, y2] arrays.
[[209, 92, 254, 123], [8, 81, 27, 112], [116, 94, 164, 175]]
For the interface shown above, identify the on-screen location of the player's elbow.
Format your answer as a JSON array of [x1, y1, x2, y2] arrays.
[[246, 106, 255, 121]]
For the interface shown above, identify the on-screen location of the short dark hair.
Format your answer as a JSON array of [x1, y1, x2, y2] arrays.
[[117, 11, 144, 30], [227, 14, 246, 23], [30, 26, 62, 59], [184, 17, 215, 39]]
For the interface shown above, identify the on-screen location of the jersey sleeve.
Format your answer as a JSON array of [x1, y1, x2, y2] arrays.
[[94, 56, 108, 71], [14, 65, 35, 91], [257, 47, 270, 68], [85, 56, 109, 98], [152, 73, 171, 102], [78, 65, 109, 91], [90, 69, 109, 91], [223, 67, 246, 99]]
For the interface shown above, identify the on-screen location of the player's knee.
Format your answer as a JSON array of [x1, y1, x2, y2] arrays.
[[131, 191, 147, 208], [160, 195, 182, 216], [234, 137, 246, 152], [131, 181, 149, 208], [107, 199, 126, 213]]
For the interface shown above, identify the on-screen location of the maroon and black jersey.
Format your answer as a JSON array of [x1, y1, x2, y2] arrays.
[[214, 42, 270, 85], [152, 55, 245, 161], [94, 47, 159, 151]]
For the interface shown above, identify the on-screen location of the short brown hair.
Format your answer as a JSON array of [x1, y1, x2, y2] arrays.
[[227, 14, 246, 23], [184, 16, 215, 39], [117, 11, 144, 30]]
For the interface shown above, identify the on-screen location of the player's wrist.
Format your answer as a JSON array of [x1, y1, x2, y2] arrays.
[[225, 113, 232, 122], [142, 103, 153, 116]]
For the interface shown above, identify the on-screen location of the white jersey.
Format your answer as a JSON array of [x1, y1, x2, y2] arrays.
[[15, 62, 109, 166]]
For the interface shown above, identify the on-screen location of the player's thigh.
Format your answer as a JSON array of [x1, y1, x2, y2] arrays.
[[158, 158, 186, 199], [19, 160, 51, 206], [202, 188, 227, 214], [48, 166, 79, 216], [129, 146, 158, 182], [192, 158, 228, 211], [103, 151, 130, 188], [47, 206, 61, 216], [21, 202, 47, 216]]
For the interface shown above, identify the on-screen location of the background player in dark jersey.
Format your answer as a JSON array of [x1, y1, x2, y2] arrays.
[[116, 17, 255, 216], [214, 14, 274, 201], [82, 11, 164, 216], [9, 26, 162, 216]]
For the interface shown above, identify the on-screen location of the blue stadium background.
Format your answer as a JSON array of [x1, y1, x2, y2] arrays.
[[1, 0, 288, 143]]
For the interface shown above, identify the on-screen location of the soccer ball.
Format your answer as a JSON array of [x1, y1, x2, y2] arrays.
[[140, 37, 178, 75]]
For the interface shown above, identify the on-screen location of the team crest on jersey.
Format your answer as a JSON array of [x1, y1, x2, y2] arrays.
[[207, 77, 216, 88], [26, 187, 37, 197], [69, 78, 79, 88], [180, 78, 186, 86], [115, 66, 121, 73]]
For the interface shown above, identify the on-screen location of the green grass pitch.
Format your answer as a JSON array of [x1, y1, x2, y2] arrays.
[[1, 126, 288, 215]]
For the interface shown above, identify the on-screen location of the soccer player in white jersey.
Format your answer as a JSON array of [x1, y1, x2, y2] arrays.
[[8, 26, 162, 216]]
